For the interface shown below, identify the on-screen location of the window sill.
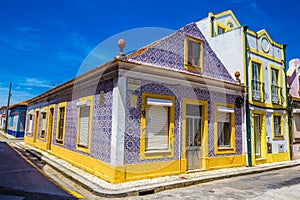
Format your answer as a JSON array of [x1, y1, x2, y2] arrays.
[[218, 146, 234, 151], [215, 146, 235, 154], [145, 150, 171, 156], [184, 64, 202, 73], [56, 139, 64, 144], [77, 144, 88, 148], [273, 136, 284, 140]]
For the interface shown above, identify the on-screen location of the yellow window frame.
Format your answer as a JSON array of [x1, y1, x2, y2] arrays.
[[40, 106, 49, 140], [181, 98, 208, 172], [249, 58, 264, 103], [184, 35, 203, 73], [76, 96, 93, 154], [272, 113, 284, 140], [140, 93, 175, 160], [56, 102, 67, 145], [269, 64, 282, 105], [27, 109, 34, 136], [214, 103, 236, 154]]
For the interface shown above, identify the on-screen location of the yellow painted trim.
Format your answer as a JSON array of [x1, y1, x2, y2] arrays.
[[271, 113, 284, 139], [214, 102, 236, 154], [249, 58, 264, 104], [76, 96, 93, 154], [211, 10, 241, 27], [251, 110, 267, 165], [260, 35, 270, 53], [215, 21, 226, 36], [140, 93, 175, 160], [184, 35, 203, 73], [46, 104, 55, 150], [181, 98, 208, 172], [33, 108, 40, 144], [205, 155, 246, 170], [55, 102, 67, 146], [246, 29, 283, 49], [249, 48, 282, 64], [225, 18, 235, 31]]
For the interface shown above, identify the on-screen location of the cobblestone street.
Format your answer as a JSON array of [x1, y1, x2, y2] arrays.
[[119, 166, 300, 200]]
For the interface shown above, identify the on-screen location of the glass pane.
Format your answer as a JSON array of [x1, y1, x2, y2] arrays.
[[254, 115, 261, 156], [186, 104, 202, 116], [294, 114, 300, 132]]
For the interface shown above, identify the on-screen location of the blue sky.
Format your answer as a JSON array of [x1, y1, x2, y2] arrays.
[[0, 0, 298, 106]]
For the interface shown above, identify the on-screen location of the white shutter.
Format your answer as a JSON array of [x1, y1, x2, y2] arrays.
[[13, 115, 18, 131], [28, 115, 33, 134], [42, 113, 47, 131], [217, 112, 230, 123], [79, 106, 90, 146], [145, 105, 169, 151]]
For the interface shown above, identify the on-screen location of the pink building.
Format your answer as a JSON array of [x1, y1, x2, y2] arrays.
[[287, 58, 300, 159]]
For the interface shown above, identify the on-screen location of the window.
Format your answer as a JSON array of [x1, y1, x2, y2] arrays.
[[76, 97, 93, 153], [184, 36, 203, 72], [251, 61, 264, 102], [41, 112, 47, 138], [214, 104, 235, 154], [293, 112, 300, 139], [9, 116, 14, 127], [271, 68, 281, 104], [56, 103, 66, 144], [273, 114, 284, 138], [217, 26, 225, 35], [140, 94, 174, 159]]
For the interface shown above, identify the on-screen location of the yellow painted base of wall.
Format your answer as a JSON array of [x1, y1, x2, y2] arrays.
[[24, 136, 34, 145], [266, 152, 290, 163], [205, 155, 246, 170], [253, 152, 290, 166], [24, 138, 247, 183]]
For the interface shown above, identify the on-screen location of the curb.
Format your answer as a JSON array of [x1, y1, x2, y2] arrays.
[[10, 141, 300, 197]]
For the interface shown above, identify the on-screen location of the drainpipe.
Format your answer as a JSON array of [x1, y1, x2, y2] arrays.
[[210, 15, 215, 37], [243, 26, 252, 167], [283, 44, 292, 160]]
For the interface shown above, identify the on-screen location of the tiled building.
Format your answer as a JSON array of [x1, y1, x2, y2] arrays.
[[287, 58, 300, 159], [24, 22, 245, 183], [197, 10, 290, 166]]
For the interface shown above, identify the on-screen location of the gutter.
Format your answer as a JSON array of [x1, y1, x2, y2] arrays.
[[243, 26, 252, 167], [283, 44, 293, 160]]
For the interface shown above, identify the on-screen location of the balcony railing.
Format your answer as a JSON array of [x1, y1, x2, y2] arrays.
[[271, 85, 282, 104], [252, 80, 265, 102]]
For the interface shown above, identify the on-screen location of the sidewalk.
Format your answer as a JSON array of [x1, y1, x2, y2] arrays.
[[2, 131, 300, 198]]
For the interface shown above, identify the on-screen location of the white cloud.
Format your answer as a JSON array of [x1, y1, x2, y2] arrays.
[[19, 78, 53, 88], [0, 25, 41, 52]]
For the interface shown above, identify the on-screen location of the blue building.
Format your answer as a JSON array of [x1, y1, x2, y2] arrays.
[[7, 101, 27, 137]]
